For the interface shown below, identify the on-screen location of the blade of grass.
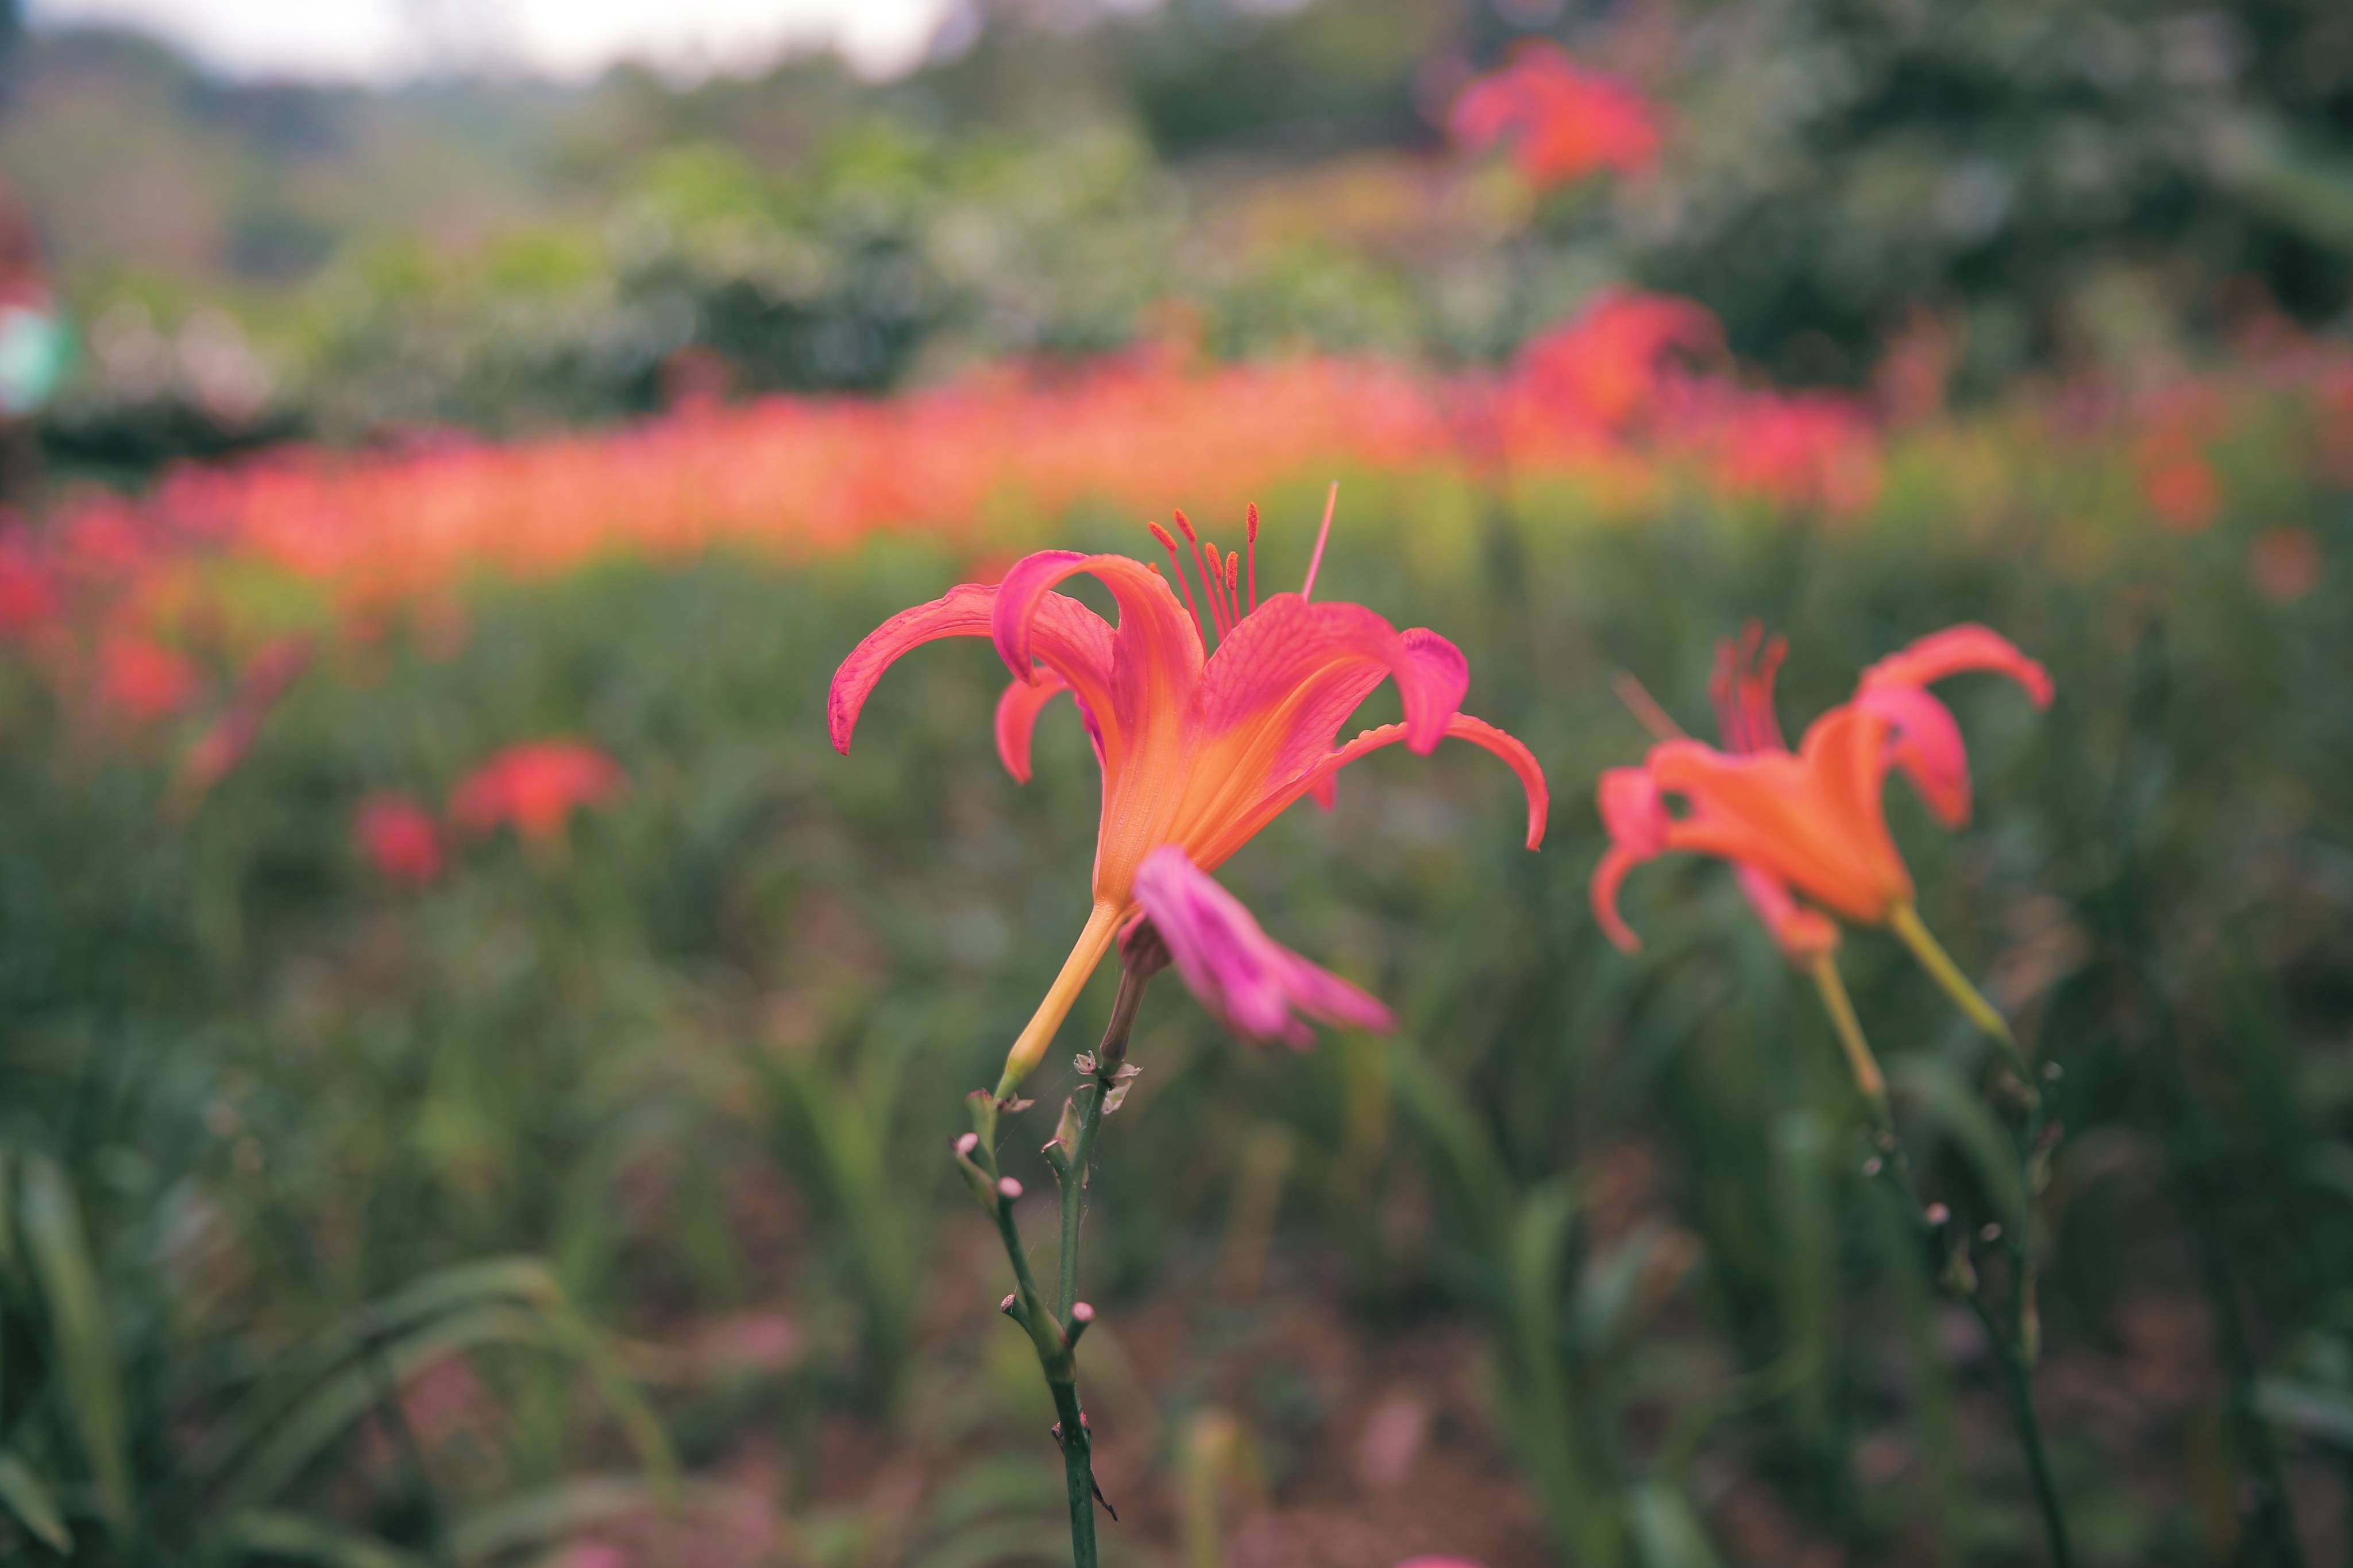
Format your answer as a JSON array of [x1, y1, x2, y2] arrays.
[[18, 1156, 132, 1537], [0, 1451, 72, 1554]]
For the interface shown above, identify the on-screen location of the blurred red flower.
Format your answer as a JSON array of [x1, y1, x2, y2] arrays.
[[1450, 42, 1662, 188], [449, 740, 626, 845], [0, 534, 58, 638], [1705, 392, 1883, 516], [2142, 454, 2221, 532], [355, 793, 444, 885], [1515, 289, 1720, 431], [2249, 526, 2321, 603], [96, 634, 201, 724], [174, 633, 315, 804]]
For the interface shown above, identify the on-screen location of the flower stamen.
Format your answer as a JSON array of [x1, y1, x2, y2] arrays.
[[1301, 481, 1339, 600], [1172, 509, 1228, 639], [1244, 503, 1259, 613], [1147, 520, 1213, 646], [1611, 670, 1687, 743]]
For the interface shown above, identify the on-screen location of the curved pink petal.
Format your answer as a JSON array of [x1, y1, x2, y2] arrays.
[[1591, 844, 1648, 951], [1857, 681, 1973, 827], [1591, 765, 1668, 950], [992, 550, 1203, 774], [1733, 863, 1839, 961], [1132, 846, 1392, 1049], [1214, 712, 1548, 866], [830, 580, 1116, 754], [1201, 595, 1467, 763], [1858, 624, 2053, 708], [994, 673, 1072, 784], [1598, 763, 1669, 854]]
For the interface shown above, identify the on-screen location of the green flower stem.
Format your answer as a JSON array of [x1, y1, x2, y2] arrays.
[[1808, 953, 1889, 1112], [1888, 904, 2032, 1082], [966, 949, 1159, 1568], [1812, 955, 2076, 1568]]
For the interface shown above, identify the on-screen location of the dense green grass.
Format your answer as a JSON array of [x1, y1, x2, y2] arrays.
[[0, 429, 2346, 1563]]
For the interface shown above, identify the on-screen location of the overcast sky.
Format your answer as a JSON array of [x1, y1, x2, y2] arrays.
[[26, 0, 961, 81]]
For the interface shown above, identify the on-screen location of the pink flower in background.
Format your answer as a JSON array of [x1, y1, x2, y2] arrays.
[[1395, 1559, 1486, 1567], [355, 793, 443, 885], [0, 535, 58, 638], [174, 633, 315, 803], [1515, 289, 1721, 432], [2248, 526, 2322, 603], [95, 634, 201, 724], [2142, 454, 2220, 532], [1705, 392, 1883, 516], [1450, 43, 1662, 188], [449, 740, 626, 845], [1131, 846, 1392, 1049]]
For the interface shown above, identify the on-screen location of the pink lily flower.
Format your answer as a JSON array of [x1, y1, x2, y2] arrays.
[[1131, 847, 1391, 1049], [831, 491, 1548, 1092]]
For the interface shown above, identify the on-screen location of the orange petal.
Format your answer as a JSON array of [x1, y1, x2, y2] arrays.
[[1859, 623, 2052, 708]]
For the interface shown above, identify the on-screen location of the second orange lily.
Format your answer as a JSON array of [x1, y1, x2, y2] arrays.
[[1595, 623, 2051, 1051]]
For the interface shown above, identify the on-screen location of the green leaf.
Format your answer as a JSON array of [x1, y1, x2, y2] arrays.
[[905, 1516, 1078, 1568], [213, 1510, 427, 1568], [1574, 1218, 1675, 1354], [1627, 1481, 1726, 1568], [1889, 1056, 2025, 1227], [218, 1303, 552, 1512], [18, 1156, 132, 1535], [0, 1451, 72, 1553], [1389, 1037, 1514, 1262], [450, 1475, 730, 1561], [0, 1145, 18, 1279], [2256, 1378, 2353, 1449], [190, 1256, 569, 1488]]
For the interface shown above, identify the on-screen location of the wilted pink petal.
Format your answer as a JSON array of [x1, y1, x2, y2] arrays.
[[1131, 846, 1391, 1049]]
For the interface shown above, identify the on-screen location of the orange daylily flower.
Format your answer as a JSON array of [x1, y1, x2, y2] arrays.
[[832, 492, 1549, 1094], [1594, 623, 2051, 956]]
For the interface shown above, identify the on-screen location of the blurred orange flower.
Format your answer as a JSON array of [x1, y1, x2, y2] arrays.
[[1450, 43, 1662, 188], [1595, 625, 2050, 952], [449, 741, 626, 845]]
